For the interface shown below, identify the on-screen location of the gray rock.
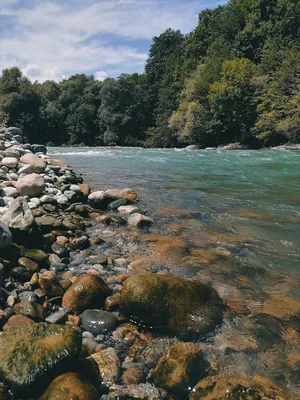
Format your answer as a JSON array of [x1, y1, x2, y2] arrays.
[[81, 309, 119, 335], [19, 291, 38, 303], [56, 194, 69, 205], [108, 199, 127, 210], [18, 164, 34, 175], [185, 144, 199, 150], [0, 223, 12, 248], [0, 187, 19, 198], [7, 127, 23, 136], [31, 144, 47, 155], [1, 157, 18, 168], [45, 310, 68, 324], [128, 213, 153, 228], [1, 197, 35, 232], [15, 173, 45, 197]]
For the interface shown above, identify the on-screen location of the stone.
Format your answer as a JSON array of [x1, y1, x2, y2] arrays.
[[19, 154, 46, 173], [153, 342, 203, 395], [40, 373, 98, 400], [0, 187, 19, 198], [0, 223, 12, 248], [80, 183, 90, 196], [107, 383, 167, 399], [122, 365, 146, 385], [128, 213, 153, 228], [38, 271, 65, 298], [185, 144, 199, 150], [45, 310, 68, 324], [1, 197, 35, 232], [15, 173, 45, 197], [105, 188, 139, 203], [117, 205, 140, 214], [0, 323, 81, 396], [13, 300, 44, 321], [81, 309, 119, 335], [7, 127, 22, 136], [31, 144, 47, 155], [105, 294, 121, 311], [120, 274, 224, 338], [11, 267, 32, 282], [18, 257, 39, 273], [89, 255, 107, 265], [69, 235, 90, 250], [18, 164, 34, 175], [88, 191, 109, 209], [62, 274, 111, 312], [3, 315, 35, 331], [90, 348, 120, 385], [22, 248, 48, 263], [108, 199, 127, 210], [1, 157, 18, 168]]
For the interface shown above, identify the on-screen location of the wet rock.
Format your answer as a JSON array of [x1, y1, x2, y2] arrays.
[[81, 309, 119, 335], [62, 274, 111, 312], [128, 213, 153, 228], [81, 338, 97, 356], [89, 255, 107, 265], [18, 257, 39, 273], [117, 205, 140, 214], [88, 191, 109, 209], [0, 224, 12, 249], [16, 173, 45, 197], [31, 144, 47, 155], [122, 364, 146, 385], [51, 243, 69, 258], [120, 274, 224, 338], [105, 294, 121, 311], [105, 188, 139, 203], [11, 267, 32, 282], [69, 235, 90, 250], [38, 271, 65, 298], [13, 299, 44, 321], [90, 347, 120, 385], [45, 310, 68, 324], [19, 154, 46, 174], [39, 372, 98, 400], [108, 199, 127, 210], [7, 127, 22, 136], [22, 248, 48, 263], [19, 291, 38, 303], [1, 197, 35, 232], [106, 383, 167, 399], [153, 342, 203, 395], [0, 323, 81, 396]]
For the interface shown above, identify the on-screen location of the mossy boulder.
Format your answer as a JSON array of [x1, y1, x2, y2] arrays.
[[62, 274, 111, 312], [39, 372, 98, 400], [153, 342, 204, 396], [0, 323, 81, 397], [120, 274, 224, 338]]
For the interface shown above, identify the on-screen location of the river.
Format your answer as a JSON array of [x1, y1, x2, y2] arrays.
[[49, 147, 300, 397]]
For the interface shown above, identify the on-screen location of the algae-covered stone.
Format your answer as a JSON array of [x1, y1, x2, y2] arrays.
[[22, 248, 48, 263], [153, 342, 203, 395], [120, 274, 224, 338], [0, 323, 81, 396], [13, 300, 44, 321], [62, 274, 111, 312], [18, 257, 39, 273], [89, 347, 120, 385], [39, 372, 98, 400]]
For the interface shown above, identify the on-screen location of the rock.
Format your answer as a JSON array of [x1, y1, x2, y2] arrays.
[[88, 191, 109, 209], [38, 271, 65, 298], [105, 294, 121, 311], [7, 127, 22, 136], [39, 372, 98, 400], [11, 267, 32, 282], [1, 197, 35, 232], [81, 309, 119, 335], [153, 342, 203, 395], [22, 248, 48, 263], [18, 257, 39, 273], [69, 236, 90, 250], [31, 144, 47, 155], [62, 274, 111, 312], [18, 164, 34, 175], [107, 383, 167, 399], [0, 187, 19, 198], [79, 184, 90, 196], [122, 365, 146, 385], [90, 348, 120, 385], [89, 255, 107, 265], [105, 188, 139, 203], [117, 205, 140, 214], [1, 157, 18, 168], [81, 338, 97, 356], [13, 300, 44, 321], [120, 274, 224, 338], [0, 224, 12, 248], [108, 199, 127, 210], [16, 173, 45, 197], [0, 323, 81, 396], [128, 213, 153, 228], [45, 310, 68, 324], [185, 145, 199, 150], [19, 154, 46, 174]]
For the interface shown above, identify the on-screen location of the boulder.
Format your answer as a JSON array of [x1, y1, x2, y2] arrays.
[[0, 323, 81, 396], [0, 223, 12, 248], [153, 342, 203, 395], [1, 197, 35, 232], [19, 154, 46, 174], [16, 173, 45, 197], [39, 373, 98, 400], [120, 274, 224, 338], [128, 213, 153, 228], [62, 274, 111, 312]]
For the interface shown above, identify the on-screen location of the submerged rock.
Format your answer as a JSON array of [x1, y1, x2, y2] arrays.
[[0, 323, 81, 397], [153, 342, 204, 395], [62, 274, 111, 312], [120, 274, 224, 337], [128, 213, 153, 228], [90, 347, 120, 385], [39, 372, 98, 400]]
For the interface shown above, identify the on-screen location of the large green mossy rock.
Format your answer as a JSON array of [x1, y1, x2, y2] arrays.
[[0, 323, 81, 397], [39, 373, 98, 400], [120, 274, 224, 338]]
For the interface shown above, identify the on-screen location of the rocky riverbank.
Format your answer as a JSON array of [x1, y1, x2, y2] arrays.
[[0, 126, 285, 400]]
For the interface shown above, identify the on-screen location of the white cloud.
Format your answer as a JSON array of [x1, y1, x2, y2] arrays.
[[94, 71, 109, 81], [0, 0, 224, 82]]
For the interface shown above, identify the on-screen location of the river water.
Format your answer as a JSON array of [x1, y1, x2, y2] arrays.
[[49, 147, 300, 397]]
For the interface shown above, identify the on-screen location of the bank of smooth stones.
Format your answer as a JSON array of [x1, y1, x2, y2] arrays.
[[0, 125, 264, 400]]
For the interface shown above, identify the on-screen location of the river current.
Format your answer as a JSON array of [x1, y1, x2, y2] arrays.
[[49, 147, 300, 397]]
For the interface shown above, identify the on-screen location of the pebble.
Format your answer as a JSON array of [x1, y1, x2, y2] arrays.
[[81, 309, 119, 335]]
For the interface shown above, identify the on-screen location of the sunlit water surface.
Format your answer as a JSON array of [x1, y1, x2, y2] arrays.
[[49, 147, 300, 397]]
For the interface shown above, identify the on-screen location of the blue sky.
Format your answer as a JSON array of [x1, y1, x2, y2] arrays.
[[0, 0, 227, 82]]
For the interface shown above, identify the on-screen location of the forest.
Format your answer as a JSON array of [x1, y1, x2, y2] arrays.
[[0, 0, 300, 148]]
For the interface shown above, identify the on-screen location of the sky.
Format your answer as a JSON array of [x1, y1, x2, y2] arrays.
[[0, 0, 227, 83]]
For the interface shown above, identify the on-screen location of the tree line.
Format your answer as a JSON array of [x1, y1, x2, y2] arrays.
[[1, 0, 300, 148]]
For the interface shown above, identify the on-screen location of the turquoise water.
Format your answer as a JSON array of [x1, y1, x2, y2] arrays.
[[49, 147, 300, 396]]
